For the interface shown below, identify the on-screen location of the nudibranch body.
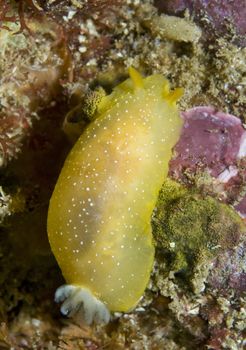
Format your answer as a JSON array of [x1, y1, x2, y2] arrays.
[[47, 68, 183, 324]]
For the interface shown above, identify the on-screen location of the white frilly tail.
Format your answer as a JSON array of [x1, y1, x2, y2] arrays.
[[55, 285, 111, 325]]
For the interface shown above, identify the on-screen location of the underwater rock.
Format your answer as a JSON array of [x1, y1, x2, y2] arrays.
[[169, 106, 245, 179], [235, 196, 246, 219], [153, 179, 246, 349], [0, 19, 70, 166], [169, 106, 246, 214], [1, 1, 245, 348], [208, 241, 246, 295]]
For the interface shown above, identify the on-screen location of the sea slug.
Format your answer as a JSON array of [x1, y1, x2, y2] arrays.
[[47, 67, 183, 324]]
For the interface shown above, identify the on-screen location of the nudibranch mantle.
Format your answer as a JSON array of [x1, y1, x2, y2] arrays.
[[47, 68, 183, 324]]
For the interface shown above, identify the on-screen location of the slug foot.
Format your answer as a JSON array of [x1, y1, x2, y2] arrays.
[[55, 285, 110, 325]]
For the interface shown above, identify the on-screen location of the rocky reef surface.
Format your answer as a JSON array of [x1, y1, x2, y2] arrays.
[[0, 1, 245, 349]]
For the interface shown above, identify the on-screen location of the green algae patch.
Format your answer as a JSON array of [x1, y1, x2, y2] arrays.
[[152, 179, 245, 278]]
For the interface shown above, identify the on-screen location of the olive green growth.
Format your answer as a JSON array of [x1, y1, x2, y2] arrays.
[[152, 179, 245, 278]]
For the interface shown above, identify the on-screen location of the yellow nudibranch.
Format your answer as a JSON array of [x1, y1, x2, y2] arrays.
[[47, 68, 183, 324]]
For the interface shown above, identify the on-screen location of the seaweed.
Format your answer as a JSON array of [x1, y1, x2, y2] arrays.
[[0, 0, 43, 33]]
